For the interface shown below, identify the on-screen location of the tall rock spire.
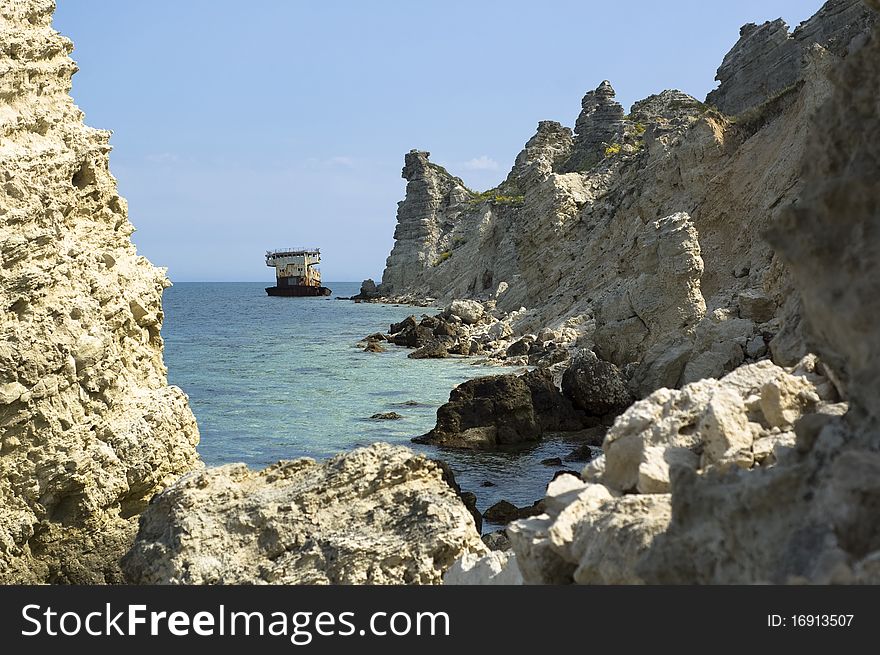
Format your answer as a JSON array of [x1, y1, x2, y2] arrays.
[[563, 80, 627, 172]]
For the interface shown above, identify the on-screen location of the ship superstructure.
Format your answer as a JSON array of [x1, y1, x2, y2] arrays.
[[265, 248, 331, 296]]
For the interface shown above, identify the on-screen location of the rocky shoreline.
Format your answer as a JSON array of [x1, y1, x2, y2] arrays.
[[2, 0, 879, 585]]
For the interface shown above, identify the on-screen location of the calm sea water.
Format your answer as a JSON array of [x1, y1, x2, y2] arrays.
[[162, 282, 587, 526]]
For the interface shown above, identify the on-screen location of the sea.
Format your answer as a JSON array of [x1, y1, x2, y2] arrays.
[[162, 282, 589, 530]]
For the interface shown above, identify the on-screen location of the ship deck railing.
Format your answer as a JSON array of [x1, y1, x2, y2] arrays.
[[266, 248, 321, 258]]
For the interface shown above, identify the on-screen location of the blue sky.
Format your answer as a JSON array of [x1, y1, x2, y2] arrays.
[[54, 0, 820, 282]]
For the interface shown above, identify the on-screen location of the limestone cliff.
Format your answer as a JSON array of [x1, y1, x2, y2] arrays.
[[376, 0, 873, 397], [448, 0, 880, 585], [707, 0, 875, 115], [0, 0, 200, 583]]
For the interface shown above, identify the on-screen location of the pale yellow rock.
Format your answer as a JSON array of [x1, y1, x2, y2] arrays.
[[699, 388, 754, 469], [444, 550, 523, 585], [569, 494, 672, 584], [124, 444, 487, 585], [0, 0, 200, 583], [637, 445, 699, 494], [760, 375, 820, 428]]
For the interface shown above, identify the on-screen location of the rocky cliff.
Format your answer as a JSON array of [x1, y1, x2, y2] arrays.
[[0, 0, 200, 583], [376, 0, 873, 400], [707, 0, 875, 115], [447, 0, 880, 585]]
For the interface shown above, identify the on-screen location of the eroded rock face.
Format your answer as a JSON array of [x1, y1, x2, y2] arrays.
[[767, 2, 880, 428], [0, 0, 200, 583], [593, 212, 706, 383], [372, 28, 828, 396], [506, 121, 573, 189], [378, 150, 471, 295], [447, 358, 845, 584], [707, 0, 875, 115], [122, 444, 486, 584], [639, 0, 880, 584], [563, 81, 627, 172], [601, 359, 832, 495]]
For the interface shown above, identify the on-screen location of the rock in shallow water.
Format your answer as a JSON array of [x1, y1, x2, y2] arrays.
[[370, 412, 402, 420], [121, 444, 485, 584], [561, 351, 633, 417], [413, 369, 594, 450]]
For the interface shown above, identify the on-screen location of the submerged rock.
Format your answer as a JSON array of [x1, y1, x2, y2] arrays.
[[122, 444, 485, 584], [370, 412, 402, 420]]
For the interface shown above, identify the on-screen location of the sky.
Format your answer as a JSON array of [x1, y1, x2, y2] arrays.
[[53, 0, 821, 283]]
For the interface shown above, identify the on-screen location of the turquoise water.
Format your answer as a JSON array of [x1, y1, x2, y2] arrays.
[[162, 282, 587, 524]]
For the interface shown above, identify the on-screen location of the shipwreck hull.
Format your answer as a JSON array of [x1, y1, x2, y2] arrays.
[[265, 285, 332, 297]]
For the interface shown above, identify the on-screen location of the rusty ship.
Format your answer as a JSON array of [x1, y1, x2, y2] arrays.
[[265, 248, 332, 297]]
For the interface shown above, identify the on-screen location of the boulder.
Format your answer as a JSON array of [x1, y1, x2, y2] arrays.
[[370, 412, 402, 420], [390, 316, 417, 335], [408, 339, 449, 359], [738, 289, 776, 323], [561, 351, 634, 417], [503, 477, 671, 584], [745, 335, 768, 359], [483, 500, 542, 525], [481, 530, 512, 552], [443, 550, 523, 585], [353, 278, 379, 300], [392, 324, 434, 348], [525, 369, 599, 432], [506, 337, 533, 357], [433, 319, 458, 337], [601, 360, 831, 494], [414, 370, 592, 450], [413, 374, 538, 449], [446, 299, 484, 325], [122, 444, 486, 584]]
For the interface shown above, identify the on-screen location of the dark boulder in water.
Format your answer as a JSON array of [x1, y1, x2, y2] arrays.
[[414, 369, 596, 450], [483, 499, 543, 525], [561, 351, 634, 417], [408, 339, 449, 359]]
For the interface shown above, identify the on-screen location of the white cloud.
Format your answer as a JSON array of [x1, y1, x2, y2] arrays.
[[145, 152, 180, 164], [461, 155, 499, 171], [302, 155, 356, 169], [327, 155, 355, 167]]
